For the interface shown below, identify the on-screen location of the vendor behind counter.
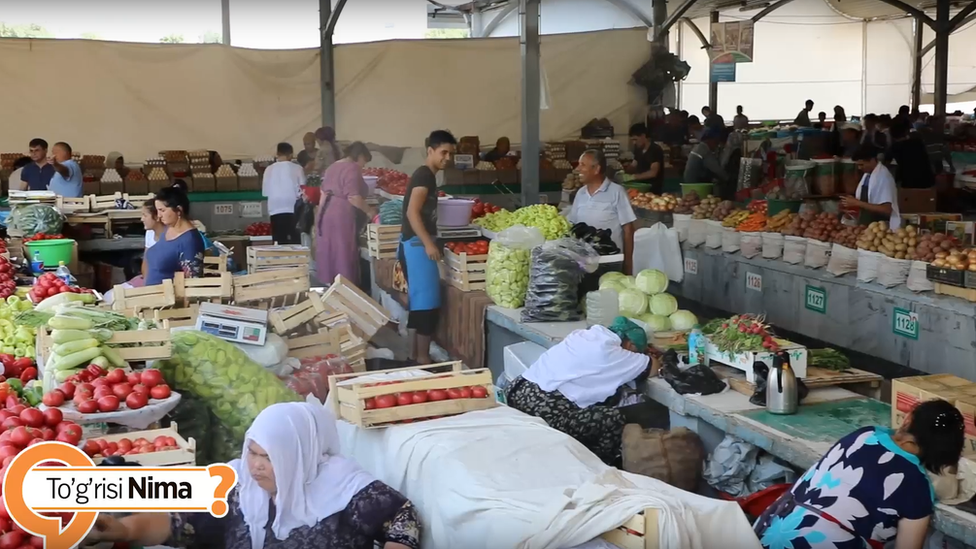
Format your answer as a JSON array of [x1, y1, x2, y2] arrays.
[[568, 150, 637, 274]]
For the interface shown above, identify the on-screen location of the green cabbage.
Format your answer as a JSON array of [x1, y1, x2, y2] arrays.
[[599, 279, 626, 292], [639, 313, 671, 332], [619, 276, 637, 289], [669, 310, 698, 331], [649, 293, 678, 316], [635, 269, 669, 295], [599, 271, 626, 286], [618, 288, 648, 318]]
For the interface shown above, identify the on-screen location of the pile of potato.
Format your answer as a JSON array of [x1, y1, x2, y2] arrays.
[[855, 222, 919, 259], [674, 192, 702, 215], [830, 225, 864, 248], [710, 201, 736, 221], [779, 214, 805, 237], [802, 212, 842, 242], [722, 210, 750, 228], [630, 193, 678, 212], [932, 249, 976, 271], [908, 232, 958, 262], [766, 210, 794, 232], [691, 196, 722, 219]]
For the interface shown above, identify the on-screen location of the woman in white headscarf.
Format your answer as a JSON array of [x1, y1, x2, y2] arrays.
[[86, 402, 421, 549]]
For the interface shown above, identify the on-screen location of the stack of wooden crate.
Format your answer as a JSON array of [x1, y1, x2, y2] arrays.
[[322, 274, 392, 340], [440, 248, 487, 292], [366, 224, 400, 260], [247, 245, 311, 274]]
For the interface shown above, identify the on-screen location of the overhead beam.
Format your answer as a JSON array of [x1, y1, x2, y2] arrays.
[[919, 10, 976, 56], [950, 0, 976, 30], [657, 0, 700, 39], [482, 2, 518, 37], [875, 0, 935, 29], [680, 17, 711, 48], [911, 16, 923, 111], [750, 0, 798, 22], [601, 0, 653, 27], [326, 0, 349, 37]]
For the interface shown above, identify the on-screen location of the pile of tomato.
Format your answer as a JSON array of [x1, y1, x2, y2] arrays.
[[22, 233, 63, 243], [42, 367, 171, 415], [0, 258, 16, 300], [27, 273, 90, 303], [83, 434, 179, 459], [364, 384, 490, 411], [445, 239, 489, 256], [471, 199, 501, 219], [0, 355, 36, 384], [245, 222, 272, 237]]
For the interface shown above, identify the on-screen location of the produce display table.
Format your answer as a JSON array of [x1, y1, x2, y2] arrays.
[[676, 244, 976, 378], [642, 377, 976, 546], [485, 305, 586, 380]]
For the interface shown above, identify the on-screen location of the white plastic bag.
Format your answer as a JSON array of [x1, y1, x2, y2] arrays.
[[804, 239, 831, 269], [739, 232, 763, 259], [687, 219, 707, 247], [230, 332, 290, 368], [761, 232, 784, 259], [826, 244, 858, 276], [673, 213, 691, 243], [704, 220, 723, 249], [486, 225, 545, 308], [877, 256, 912, 288], [633, 223, 684, 283], [857, 249, 883, 283], [721, 227, 741, 254], [782, 236, 807, 265], [906, 261, 935, 292]]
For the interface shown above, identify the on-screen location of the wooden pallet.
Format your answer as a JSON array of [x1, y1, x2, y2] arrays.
[[601, 509, 660, 549], [935, 282, 976, 302], [174, 272, 233, 305], [269, 297, 328, 335], [246, 245, 311, 273], [712, 365, 883, 400], [321, 274, 391, 339], [56, 195, 91, 214], [90, 422, 196, 466], [308, 310, 367, 370], [124, 193, 156, 205], [112, 279, 176, 315], [328, 361, 496, 429], [153, 305, 200, 328], [284, 329, 342, 360], [234, 267, 310, 305]]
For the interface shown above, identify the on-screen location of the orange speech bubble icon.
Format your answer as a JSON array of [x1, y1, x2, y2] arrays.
[[2, 441, 98, 549], [207, 464, 237, 518]]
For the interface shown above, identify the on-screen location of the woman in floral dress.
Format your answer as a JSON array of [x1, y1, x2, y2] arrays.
[[86, 402, 421, 549], [754, 399, 964, 549]]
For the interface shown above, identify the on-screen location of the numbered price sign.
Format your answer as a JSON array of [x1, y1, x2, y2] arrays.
[[746, 272, 762, 293], [240, 202, 263, 218], [804, 285, 826, 314], [213, 204, 234, 216], [684, 258, 698, 275], [892, 307, 919, 340]]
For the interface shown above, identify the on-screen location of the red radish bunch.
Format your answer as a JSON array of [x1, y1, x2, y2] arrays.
[[725, 315, 780, 352], [82, 435, 179, 459], [43, 367, 172, 415]]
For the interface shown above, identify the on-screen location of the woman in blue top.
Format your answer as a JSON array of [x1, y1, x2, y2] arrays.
[[754, 399, 964, 549], [144, 187, 205, 286]]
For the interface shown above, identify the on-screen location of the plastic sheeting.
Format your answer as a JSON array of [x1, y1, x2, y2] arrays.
[[0, 28, 647, 160]]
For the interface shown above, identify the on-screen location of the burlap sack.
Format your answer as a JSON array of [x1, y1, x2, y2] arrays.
[[621, 425, 704, 492]]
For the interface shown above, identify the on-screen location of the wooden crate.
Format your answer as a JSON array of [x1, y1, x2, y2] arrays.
[[234, 267, 310, 305], [246, 245, 311, 273], [56, 195, 91, 214], [203, 254, 229, 275], [112, 279, 176, 315], [367, 241, 399, 260], [89, 422, 196, 466], [174, 272, 233, 305], [328, 361, 496, 429], [440, 249, 487, 291], [321, 274, 391, 339], [153, 305, 199, 328], [601, 509, 660, 549], [935, 282, 976, 302], [105, 329, 172, 361], [90, 193, 124, 212], [124, 193, 155, 205], [284, 329, 342, 360], [307, 310, 365, 368], [366, 224, 400, 260], [712, 365, 884, 400], [269, 297, 327, 335]]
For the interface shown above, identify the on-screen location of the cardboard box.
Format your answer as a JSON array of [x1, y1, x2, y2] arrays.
[[238, 175, 260, 191], [215, 176, 238, 193], [99, 181, 123, 196], [946, 221, 976, 246], [922, 213, 962, 233], [82, 180, 101, 196], [191, 175, 215, 193], [897, 187, 937, 214], [124, 180, 149, 195], [892, 375, 976, 453]]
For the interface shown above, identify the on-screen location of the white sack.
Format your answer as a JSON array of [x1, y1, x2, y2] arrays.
[[633, 223, 684, 283], [739, 232, 763, 259], [721, 227, 741, 254], [686, 219, 706, 248], [672, 213, 691, 243], [877, 256, 912, 288], [906, 261, 935, 293], [803, 239, 831, 269], [826, 244, 858, 277], [761, 232, 784, 259], [856, 249, 882, 283], [782, 236, 806, 265], [704, 220, 723, 249]]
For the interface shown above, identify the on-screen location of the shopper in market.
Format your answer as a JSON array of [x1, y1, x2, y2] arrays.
[[48, 141, 83, 197], [262, 142, 305, 245], [794, 99, 814, 127], [21, 138, 54, 191], [143, 186, 206, 285], [813, 111, 828, 130], [297, 131, 318, 171], [570, 149, 638, 274], [400, 130, 456, 365], [314, 126, 342, 175], [684, 127, 729, 189], [841, 143, 901, 229], [754, 399, 964, 549], [7, 156, 29, 192], [482, 137, 512, 163], [625, 123, 664, 193], [733, 105, 749, 130], [860, 114, 888, 151], [316, 141, 376, 286], [506, 318, 651, 466], [888, 117, 935, 189], [85, 401, 421, 549]]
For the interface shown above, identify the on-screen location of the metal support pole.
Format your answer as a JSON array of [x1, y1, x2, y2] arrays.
[[471, 9, 484, 37], [520, 0, 541, 207], [320, 0, 335, 127], [911, 16, 923, 112], [934, 0, 950, 117], [676, 22, 683, 109], [651, 0, 668, 43], [707, 11, 718, 114], [221, 0, 231, 45]]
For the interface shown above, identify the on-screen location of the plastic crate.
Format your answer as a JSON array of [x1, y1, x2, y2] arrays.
[[927, 264, 965, 287], [965, 271, 976, 290]]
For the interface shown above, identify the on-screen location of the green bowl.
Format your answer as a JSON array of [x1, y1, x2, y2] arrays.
[[767, 199, 802, 215], [25, 239, 75, 268], [623, 182, 653, 193], [681, 183, 714, 197]]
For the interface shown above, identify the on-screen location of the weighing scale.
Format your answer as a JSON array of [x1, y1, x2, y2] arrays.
[[437, 225, 482, 239]]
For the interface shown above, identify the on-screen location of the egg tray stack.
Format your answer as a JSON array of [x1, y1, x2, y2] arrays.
[[545, 142, 567, 161], [145, 168, 168, 193], [161, 150, 189, 178], [238, 163, 260, 191], [143, 156, 167, 176], [126, 168, 150, 195], [99, 168, 124, 196], [188, 150, 210, 176], [215, 164, 238, 192]]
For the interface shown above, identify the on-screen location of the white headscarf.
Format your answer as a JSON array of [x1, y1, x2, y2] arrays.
[[522, 325, 650, 409], [105, 151, 123, 169], [230, 401, 375, 548]]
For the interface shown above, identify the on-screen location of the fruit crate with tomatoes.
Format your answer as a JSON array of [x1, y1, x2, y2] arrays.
[[328, 361, 496, 429], [40, 365, 180, 426], [366, 224, 401, 260], [440, 240, 488, 292], [81, 422, 196, 466]]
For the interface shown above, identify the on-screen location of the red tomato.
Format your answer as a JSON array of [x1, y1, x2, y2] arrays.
[[472, 386, 489, 398], [139, 369, 163, 388], [0, 531, 25, 549], [111, 383, 133, 399], [105, 369, 127, 384], [76, 400, 99, 414], [56, 422, 78, 435], [97, 396, 120, 413], [56, 431, 79, 445], [42, 408, 63, 428], [375, 395, 397, 408], [58, 426, 81, 445], [93, 386, 114, 401], [428, 389, 448, 401], [58, 383, 76, 399], [18, 409, 43, 429], [5, 396, 19, 410], [1, 418, 22, 431], [364, 398, 376, 410], [30, 534, 44, 548], [459, 387, 473, 399], [131, 384, 149, 395], [117, 439, 133, 453], [411, 391, 429, 404], [0, 446, 19, 460], [42, 390, 65, 408], [149, 385, 171, 400], [39, 428, 55, 441], [396, 393, 413, 406], [9, 427, 32, 448], [126, 372, 142, 385], [446, 388, 462, 400], [86, 365, 106, 378], [125, 392, 148, 410], [7, 405, 24, 416]]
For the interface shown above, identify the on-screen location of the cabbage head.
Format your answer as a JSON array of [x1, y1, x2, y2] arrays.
[[649, 293, 678, 316], [669, 310, 698, 331], [635, 269, 668, 295], [599, 271, 626, 286], [618, 288, 648, 318], [618, 276, 637, 289], [599, 279, 626, 292], [639, 313, 671, 332]]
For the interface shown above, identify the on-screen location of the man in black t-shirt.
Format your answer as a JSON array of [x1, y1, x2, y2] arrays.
[[399, 130, 457, 364], [625, 123, 665, 193]]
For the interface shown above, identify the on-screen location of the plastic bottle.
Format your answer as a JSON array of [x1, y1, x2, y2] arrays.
[[31, 251, 43, 274], [55, 261, 73, 285], [585, 289, 619, 327], [687, 324, 703, 366]]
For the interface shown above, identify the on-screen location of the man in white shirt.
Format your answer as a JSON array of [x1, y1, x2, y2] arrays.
[[569, 149, 638, 274], [261, 142, 306, 245], [842, 144, 901, 229]]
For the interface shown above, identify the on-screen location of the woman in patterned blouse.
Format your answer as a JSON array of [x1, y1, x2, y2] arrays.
[[86, 402, 421, 549]]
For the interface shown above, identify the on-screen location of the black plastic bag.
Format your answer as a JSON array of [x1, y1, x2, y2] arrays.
[[295, 198, 315, 234], [659, 350, 726, 396], [749, 361, 809, 407], [521, 239, 598, 323]]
